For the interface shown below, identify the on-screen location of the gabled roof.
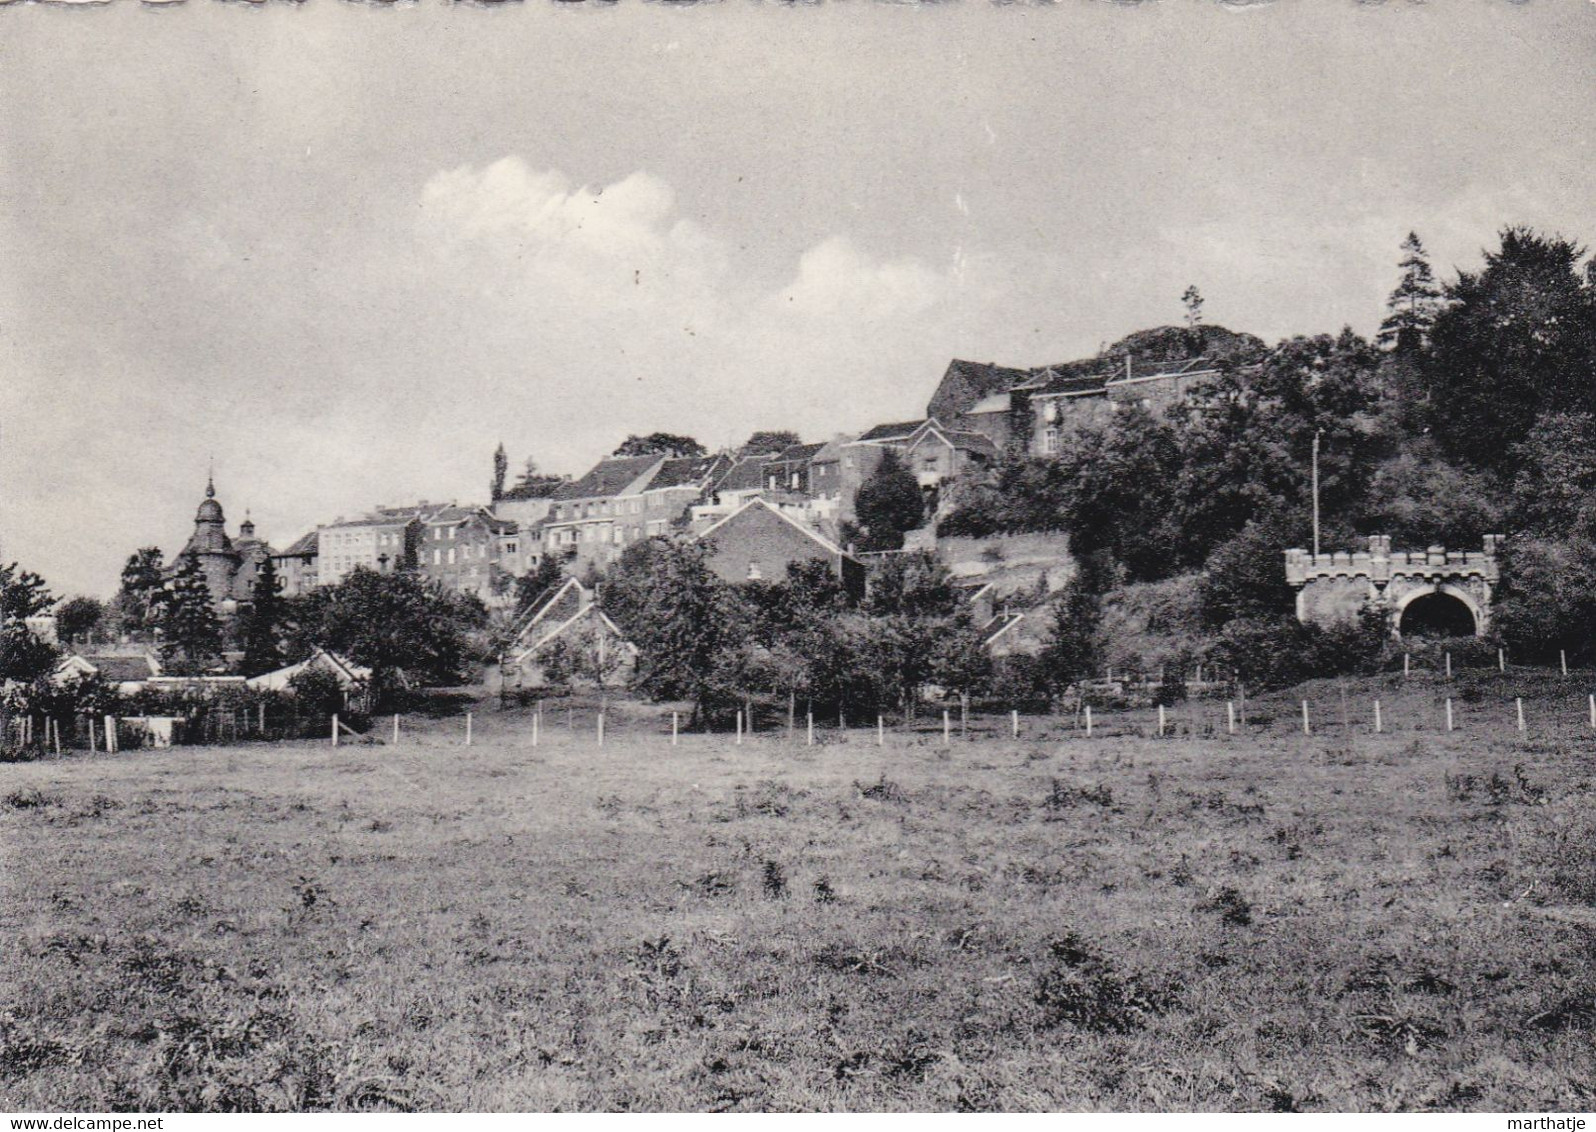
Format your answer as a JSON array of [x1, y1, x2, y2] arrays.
[[698, 497, 853, 561], [855, 419, 929, 444], [505, 577, 637, 667], [979, 612, 1025, 649], [963, 393, 1012, 415], [942, 359, 1031, 399], [769, 441, 825, 466], [645, 454, 726, 492], [1027, 367, 1109, 398], [245, 648, 371, 692], [61, 653, 161, 684], [940, 428, 999, 458], [713, 455, 771, 494], [274, 531, 319, 558], [554, 455, 663, 501]]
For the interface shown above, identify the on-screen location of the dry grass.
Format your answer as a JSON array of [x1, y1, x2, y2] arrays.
[[3, 673, 1595, 1111]]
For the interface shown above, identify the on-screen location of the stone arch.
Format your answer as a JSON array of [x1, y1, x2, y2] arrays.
[[1394, 584, 1481, 639]]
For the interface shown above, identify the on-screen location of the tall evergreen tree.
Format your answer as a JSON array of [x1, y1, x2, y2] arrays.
[[1377, 232, 1444, 354], [159, 553, 223, 671], [240, 555, 285, 677], [491, 442, 508, 501]]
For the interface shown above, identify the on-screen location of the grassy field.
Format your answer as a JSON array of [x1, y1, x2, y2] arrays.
[[3, 672, 1595, 1112]]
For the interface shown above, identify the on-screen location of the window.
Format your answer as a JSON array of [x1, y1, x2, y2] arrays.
[[1042, 426, 1060, 454], [791, 472, 800, 489], [747, 561, 763, 580], [447, 548, 455, 564], [447, 527, 455, 540], [506, 541, 517, 554], [433, 549, 441, 565]]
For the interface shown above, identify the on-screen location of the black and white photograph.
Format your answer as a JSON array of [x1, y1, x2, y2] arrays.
[[3, 0, 1596, 1118]]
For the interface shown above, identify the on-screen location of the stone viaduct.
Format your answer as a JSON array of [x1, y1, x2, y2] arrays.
[[1284, 535, 1503, 638]]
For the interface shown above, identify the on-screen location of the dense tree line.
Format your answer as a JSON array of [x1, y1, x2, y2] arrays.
[[935, 227, 1596, 682]]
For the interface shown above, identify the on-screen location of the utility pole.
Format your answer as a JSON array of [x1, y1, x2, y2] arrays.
[[1311, 428, 1322, 558]]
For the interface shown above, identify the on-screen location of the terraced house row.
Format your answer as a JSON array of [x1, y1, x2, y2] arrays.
[[191, 342, 1222, 610]]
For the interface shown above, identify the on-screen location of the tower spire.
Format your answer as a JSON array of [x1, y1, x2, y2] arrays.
[[206, 457, 216, 500]]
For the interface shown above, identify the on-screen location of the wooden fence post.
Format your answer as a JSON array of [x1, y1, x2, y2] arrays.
[[1445, 698, 1454, 732], [1301, 700, 1311, 735], [1084, 705, 1093, 738], [392, 714, 400, 746], [597, 711, 604, 746], [332, 714, 340, 747], [735, 710, 743, 746], [1157, 704, 1166, 737], [1011, 709, 1019, 739], [465, 712, 473, 746], [1515, 698, 1525, 733], [942, 710, 950, 747], [672, 711, 679, 747], [1374, 700, 1382, 734], [806, 711, 813, 747], [1226, 701, 1236, 735], [877, 715, 884, 747]]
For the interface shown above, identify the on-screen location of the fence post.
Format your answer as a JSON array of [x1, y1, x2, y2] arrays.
[[1301, 700, 1311, 735], [735, 710, 743, 746], [465, 712, 473, 746], [1445, 698, 1454, 732], [942, 710, 950, 747], [672, 711, 679, 747], [1499, 648, 1506, 673], [1515, 697, 1525, 733], [1561, 649, 1569, 677], [1084, 705, 1093, 738], [392, 714, 400, 746], [877, 715, 884, 747], [88, 715, 97, 753], [1226, 701, 1236, 734], [1374, 700, 1382, 734], [332, 714, 340, 747], [1403, 652, 1410, 678], [532, 712, 539, 748], [1445, 652, 1452, 679], [1589, 694, 1595, 731], [1011, 709, 1019, 739], [597, 711, 604, 746], [105, 715, 118, 753], [1157, 704, 1166, 737], [806, 711, 813, 747]]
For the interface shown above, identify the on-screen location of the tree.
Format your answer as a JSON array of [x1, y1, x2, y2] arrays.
[[513, 556, 566, 617], [602, 539, 744, 722], [1, 562, 59, 686], [1426, 227, 1596, 471], [54, 596, 104, 645], [491, 442, 508, 502], [853, 449, 924, 551], [117, 547, 166, 628], [1508, 412, 1596, 539], [1181, 285, 1205, 353], [1376, 232, 1443, 355], [287, 568, 486, 698], [743, 430, 800, 453], [1492, 535, 1596, 666], [158, 554, 224, 672], [1041, 551, 1114, 691], [240, 556, 285, 677], [613, 432, 706, 459]]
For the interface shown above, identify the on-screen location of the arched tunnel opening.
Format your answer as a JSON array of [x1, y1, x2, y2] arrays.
[[1398, 591, 1477, 639]]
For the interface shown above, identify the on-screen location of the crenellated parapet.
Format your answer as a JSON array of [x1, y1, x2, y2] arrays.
[[1283, 535, 1504, 637]]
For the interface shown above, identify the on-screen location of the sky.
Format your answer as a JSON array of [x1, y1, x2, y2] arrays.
[[2, 0, 1594, 598]]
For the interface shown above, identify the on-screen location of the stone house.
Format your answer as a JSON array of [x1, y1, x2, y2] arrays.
[[315, 515, 421, 588], [697, 498, 866, 596]]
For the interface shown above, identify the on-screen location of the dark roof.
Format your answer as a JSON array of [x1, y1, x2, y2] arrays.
[[645, 454, 725, 492], [1029, 368, 1108, 397], [498, 476, 566, 502], [856, 419, 928, 444], [714, 455, 771, 494], [770, 441, 825, 466], [274, 531, 318, 557], [941, 429, 999, 458], [82, 655, 159, 682], [321, 515, 417, 530], [554, 455, 662, 501], [945, 359, 1031, 398]]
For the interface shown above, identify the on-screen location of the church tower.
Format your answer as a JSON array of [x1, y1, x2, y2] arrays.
[[178, 474, 244, 610]]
